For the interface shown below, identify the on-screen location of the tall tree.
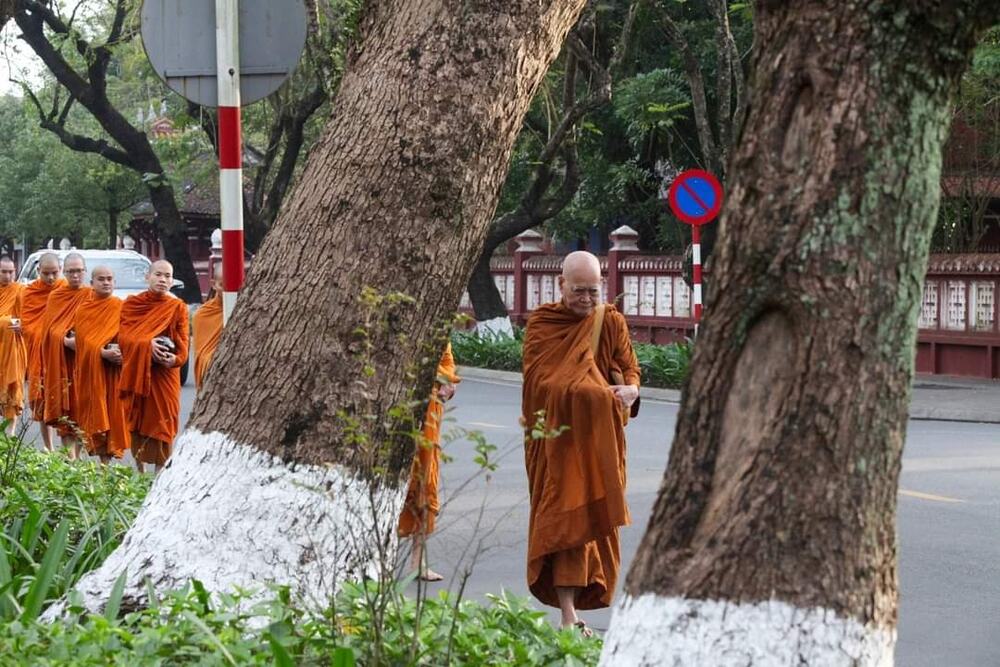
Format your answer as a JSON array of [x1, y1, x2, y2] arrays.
[[466, 2, 641, 332], [600, 3, 996, 664], [12, 0, 202, 301], [59, 0, 589, 613]]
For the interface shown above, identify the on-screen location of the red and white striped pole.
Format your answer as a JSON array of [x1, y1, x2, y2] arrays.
[[216, 0, 243, 324], [692, 224, 703, 323]]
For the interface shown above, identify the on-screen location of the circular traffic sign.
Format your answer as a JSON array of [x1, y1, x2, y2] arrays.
[[141, 0, 308, 107], [668, 169, 723, 226]]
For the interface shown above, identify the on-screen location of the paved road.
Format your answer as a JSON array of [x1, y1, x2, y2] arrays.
[[426, 377, 1000, 667], [24, 378, 1000, 664]]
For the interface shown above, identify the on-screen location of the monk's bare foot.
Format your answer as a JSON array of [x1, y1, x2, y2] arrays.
[[564, 620, 593, 638], [418, 569, 444, 582]]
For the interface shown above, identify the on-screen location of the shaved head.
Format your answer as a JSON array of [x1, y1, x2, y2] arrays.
[[38, 253, 61, 286], [63, 252, 87, 289], [559, 251, 603, 317], [147, 260, 174, 296], [91, 265, 115, 298], [0, 256, 15, 287]]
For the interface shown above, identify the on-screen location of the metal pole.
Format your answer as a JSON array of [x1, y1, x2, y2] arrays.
[[692, 224, 702, 322], [216, 0, 243, 324]]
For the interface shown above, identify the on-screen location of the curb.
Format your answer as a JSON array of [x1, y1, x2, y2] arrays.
[[456, 366, 999, 423]]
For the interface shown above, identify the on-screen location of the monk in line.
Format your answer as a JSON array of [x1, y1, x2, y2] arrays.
[[521, 251, 640, 635], [41, 253, 92, 459], [192, 269, 223, 392], [23, 253, 65, 451], [67, 266, 129, 463], [398, 342, 460, 582], [0, 257, 26, 434], [119, 260, 188, 474]]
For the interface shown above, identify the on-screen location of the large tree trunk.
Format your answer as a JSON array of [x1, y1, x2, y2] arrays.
[[61, 0, 587, 614], [601, 3, 995, 665], [0, 0, 14, 29]]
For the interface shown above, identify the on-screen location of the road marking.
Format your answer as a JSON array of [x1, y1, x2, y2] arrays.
[[899, 489, 965, 504], [467, 421, 510, 430]]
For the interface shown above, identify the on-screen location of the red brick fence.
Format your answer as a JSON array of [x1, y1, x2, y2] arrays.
[[460, 227, 1000, 380]]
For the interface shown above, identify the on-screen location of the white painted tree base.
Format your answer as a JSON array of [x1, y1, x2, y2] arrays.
[[600, 594, 895, 666], [43, 429, 403, 619], [475, 316, 515, 338]]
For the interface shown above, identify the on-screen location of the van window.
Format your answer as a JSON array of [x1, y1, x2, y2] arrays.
[[20, 256, 151, 288]]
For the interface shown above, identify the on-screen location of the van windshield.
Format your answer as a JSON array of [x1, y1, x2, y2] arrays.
[[23, 257, 151, 288]]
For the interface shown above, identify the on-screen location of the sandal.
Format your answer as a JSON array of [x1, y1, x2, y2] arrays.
[[417, 569, 444, 582], [573, 620, 594, 638]]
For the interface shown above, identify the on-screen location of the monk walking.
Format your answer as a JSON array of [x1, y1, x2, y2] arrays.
[[119, 260, 188, 474], [22, 253, 65, 451], [398, 342, 460, 581], [41, 252, 92, 459], [192, 269, 223, 391], [521, 251, 640, 635], [68, 266, 129, 463], [0, 256, 26, 435]]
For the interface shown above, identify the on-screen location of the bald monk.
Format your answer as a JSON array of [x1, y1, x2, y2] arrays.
[[41, 252, 92, 459], [23, 253, 65, 451], [0, 256, 26, 434], [398, 342, 460, 581], [522, 251, 640, 635], [192, 269, 223, 391], [119, 260, 189, 474], [67, 266, 129, 463]]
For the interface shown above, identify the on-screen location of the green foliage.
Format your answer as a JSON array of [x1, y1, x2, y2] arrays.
[[613, 69, 692, 151], [0, 583, 601, 666], [451, 329, 525, 372], [451, 329, 692, 389], [0, 434, 151, 623]]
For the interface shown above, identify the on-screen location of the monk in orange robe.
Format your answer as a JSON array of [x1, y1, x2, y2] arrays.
[[68, 266, 129, 463], [522, 251, 640, 635], [398, 342, 460, 581], [119, 260, 189, 474], [192, 271, 223, 391], [0, 256, 26, 434], [22, 252, 64, 451], [40, 253, 92, 459]]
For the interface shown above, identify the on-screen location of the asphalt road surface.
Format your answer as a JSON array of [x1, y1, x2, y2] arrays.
[[23, 376, 1000, 665]]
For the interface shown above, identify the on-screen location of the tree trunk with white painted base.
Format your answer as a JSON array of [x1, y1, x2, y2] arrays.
[[601, 3, 996, 665], [60, 0, 587, 614]]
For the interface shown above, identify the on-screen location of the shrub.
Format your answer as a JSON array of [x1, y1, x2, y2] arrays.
[[0, 434, 151, 622], [0, 581, 601, 665], [452, 330, 693, 389]]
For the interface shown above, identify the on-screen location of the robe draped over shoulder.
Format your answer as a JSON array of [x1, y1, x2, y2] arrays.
[[192, 294, 223, 391], [0, 283, 25, 420], [40, 285, 93, 430], [22, 278, 65, 420]]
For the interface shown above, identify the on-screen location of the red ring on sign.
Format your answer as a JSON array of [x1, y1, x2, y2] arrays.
[[668, 169, 723, 226]]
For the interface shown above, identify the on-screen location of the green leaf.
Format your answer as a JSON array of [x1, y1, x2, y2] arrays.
[[266, 631, 295, 667], [332, 647, 356, 667], [104, 569, 128, 621], [21, 518, 70, 622]]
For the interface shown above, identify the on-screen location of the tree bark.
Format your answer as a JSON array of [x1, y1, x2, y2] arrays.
[[601, 3, 995, 665], [62, 0, 587, 613], [0, 0, 14, 30]]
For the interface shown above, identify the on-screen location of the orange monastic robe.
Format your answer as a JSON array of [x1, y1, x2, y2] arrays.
[[521, 302, 640, 610], [72, 295, 130, 459], [23, 278, 66, 420], [397, 343, 461, 537], [40, 285, 93, 431], [0, 283, 26, 420], [119, 292, 189, 465], [192, 293, 223, 391]]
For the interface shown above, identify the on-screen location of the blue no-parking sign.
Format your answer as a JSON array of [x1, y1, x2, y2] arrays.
[[668, 170, 723, 226]]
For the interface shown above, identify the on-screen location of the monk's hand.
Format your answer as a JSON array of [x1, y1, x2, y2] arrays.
[[63, 335, 77, 351], [438, 384, 456, 402], [101, 347, 123, 366], [9, 320, 20, 334], [151, 341, 174, 367], [610, 384, 639, 409]]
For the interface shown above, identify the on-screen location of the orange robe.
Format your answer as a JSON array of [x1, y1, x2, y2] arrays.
[[40, 285, 93, 433], [72, 295, 130, 459], [398, 343, 461, 537], [192, 294, 223, 391], [23, 278, 66, 421], [119, 292, 189, 466], [521, 302, 640, 610], [0, 283, 26, 420]]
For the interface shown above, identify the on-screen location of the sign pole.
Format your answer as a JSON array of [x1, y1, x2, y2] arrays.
[[216, 0, 244, 324], [692, 223, 702, 322]]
